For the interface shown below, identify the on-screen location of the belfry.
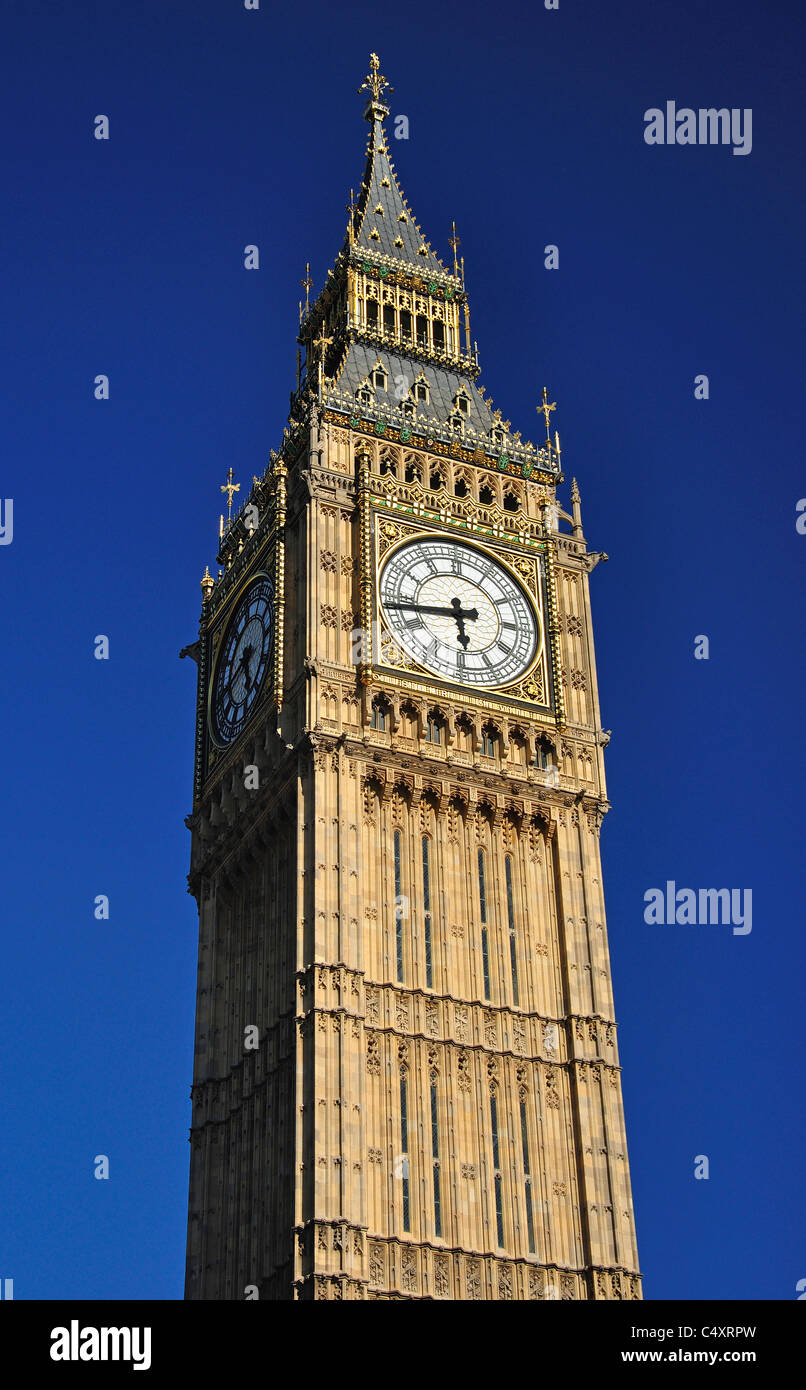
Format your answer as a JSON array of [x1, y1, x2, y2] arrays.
[[184, 54, 642, 1301]]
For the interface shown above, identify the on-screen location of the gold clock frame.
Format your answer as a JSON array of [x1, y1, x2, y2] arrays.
[[373, 522, 549, 701]]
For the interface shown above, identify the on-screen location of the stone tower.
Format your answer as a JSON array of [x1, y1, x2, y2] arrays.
[[183, 54, 642, 1302]]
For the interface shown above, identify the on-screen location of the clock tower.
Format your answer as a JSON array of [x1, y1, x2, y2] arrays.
[[184, 54, 642, 1302]]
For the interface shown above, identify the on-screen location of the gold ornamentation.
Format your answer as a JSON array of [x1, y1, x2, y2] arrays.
[[358, 52, 393, 105], [220, 467, 240, 523], [537, 386, 556, 442]]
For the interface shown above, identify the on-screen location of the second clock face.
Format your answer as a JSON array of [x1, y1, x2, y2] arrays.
[[378, 536, 539, 688], [211, 574, 274, 745]]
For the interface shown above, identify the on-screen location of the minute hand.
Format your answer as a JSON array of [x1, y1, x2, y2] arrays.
[[384, 602, 479, 618], [385, 599, 480, 649]]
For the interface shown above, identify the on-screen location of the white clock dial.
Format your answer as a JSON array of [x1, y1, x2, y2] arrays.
[[379, 536, 539, 688]]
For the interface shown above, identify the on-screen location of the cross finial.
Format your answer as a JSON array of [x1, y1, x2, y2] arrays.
[[538, 386, 556, 443], [448, 221, 461, 276], [220, 467, 240, 524], [358, 52, 393, 105], [312, 323, 335, 399], [301, 262, 313, 312]]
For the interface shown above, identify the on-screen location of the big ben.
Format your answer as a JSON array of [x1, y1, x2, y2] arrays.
[[183, 54, 642, 1302]]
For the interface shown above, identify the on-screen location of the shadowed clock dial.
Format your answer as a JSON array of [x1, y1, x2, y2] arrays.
[[379, 536, 539, 688], [211, 575, 274, 745]]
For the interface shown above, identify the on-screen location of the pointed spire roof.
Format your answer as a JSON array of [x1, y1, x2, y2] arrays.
[[350, 54, 447, 274], [285, 54, 561, 488]]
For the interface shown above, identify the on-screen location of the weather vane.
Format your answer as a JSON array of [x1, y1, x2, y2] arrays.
[[537, 386, 556, 443], [358, 52, 393, 104], [220, 467, 240, 525]]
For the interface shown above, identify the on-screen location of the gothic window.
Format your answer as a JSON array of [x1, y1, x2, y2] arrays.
[[404, 456, 421, 482], [379, 453, 397, 477], [481, 725, 497, 758], [454, 472, 469, 498], [505, 856, 519, 1006], [414, 379, 429, 403], [383, 303, 395, 335], [449, 412, 464, 434], [429, 466, 446, 492], [373, 365, 388, 389], [400, 1073, 410, 1232], [430, 1080, 442, 1237], [400, 309, 413, 341], [366, 300, 379, 329], [403, 401, 415, 422], [398, 700, 418, 737], [454, 391, 470, 415], [479, 483, 494, 506], [422, 837, 433, 989], [370, 699, 388, 731], [520, 1096, 536, 1254], [357, 386, 372, 407], [503, 488, 521, 513], [509, 730, 527, 767], [425, 713, 443, 744], [491, 428, 503, 449], [416, 314, 429, 347], [394, 829, 404, 984], [454, 714, 473, 751], [432, 320, 445, 350], [535, 738, 551, 770], [478, 848, 491, 1001], [490, 1090, 505, 1247]]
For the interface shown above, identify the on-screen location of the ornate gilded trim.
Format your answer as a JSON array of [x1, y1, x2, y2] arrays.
[[274, 458, 287, 711], [543, 535, 565, 729]]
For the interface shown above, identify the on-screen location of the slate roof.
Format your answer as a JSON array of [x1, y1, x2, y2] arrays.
[[352, 107, 448, 275], [324, 341, 558, 476], [329, 343, 490, 430]]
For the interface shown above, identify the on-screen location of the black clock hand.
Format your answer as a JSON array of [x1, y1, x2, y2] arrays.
[[227, 644, 255, 698], [385, 601, 479, 618], [385, 599, 479, 648], [239, 644, 256, 691], [449, 595, 475, 650]]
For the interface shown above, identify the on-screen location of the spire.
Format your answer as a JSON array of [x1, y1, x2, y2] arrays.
[[349, 53, 447, 275], [282, 54, 562, 492]]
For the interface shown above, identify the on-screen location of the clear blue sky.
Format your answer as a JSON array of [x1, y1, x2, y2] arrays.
[[1, 0, 803, 1300]]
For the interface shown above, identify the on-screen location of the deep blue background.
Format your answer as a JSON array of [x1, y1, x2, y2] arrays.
[[1, 0, 803, 1300]]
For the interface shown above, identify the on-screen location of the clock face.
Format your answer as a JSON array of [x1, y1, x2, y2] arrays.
[[378, 536, 539, 688], [210, 574, 274, 745]]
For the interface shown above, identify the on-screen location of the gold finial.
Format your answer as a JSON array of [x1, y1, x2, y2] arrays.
[[538, 386, 556, 443], [301, 262, 313, 314], [346, 188, 359, 244], [312, 323, 334, 398], [555, 430, 561, 456], [220, 467, 240, 525], [358, 52, 393, 105], [200, 565, 214, 602], [448, 222, 461, 277]]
